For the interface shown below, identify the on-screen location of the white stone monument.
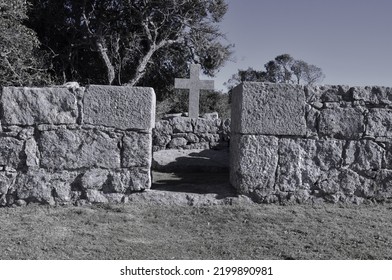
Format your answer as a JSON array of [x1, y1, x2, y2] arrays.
[[175, 64, 214, 118]]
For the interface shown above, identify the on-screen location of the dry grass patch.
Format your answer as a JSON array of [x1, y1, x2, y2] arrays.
[[0, 203, 391, 259]]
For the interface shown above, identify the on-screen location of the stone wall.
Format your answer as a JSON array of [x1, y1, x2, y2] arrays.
[[230, 82, 392, 204], [153, 113, 230, 151], [0, 85, 155, 206]]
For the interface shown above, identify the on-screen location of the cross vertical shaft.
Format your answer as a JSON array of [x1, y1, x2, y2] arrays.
[[174, 64, 214, 118]]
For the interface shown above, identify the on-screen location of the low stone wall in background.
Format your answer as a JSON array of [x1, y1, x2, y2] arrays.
[[0, 85, 155, 207], [231, 82, 392, 204], [153, 112, 230, 151]]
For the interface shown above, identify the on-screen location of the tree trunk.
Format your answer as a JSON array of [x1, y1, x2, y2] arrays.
[[127, 47, 155, 86], [126, 40, 174, 86], [96, 38, 115, 85]]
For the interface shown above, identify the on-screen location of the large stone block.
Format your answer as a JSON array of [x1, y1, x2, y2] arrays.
[[122, 132, 152, 168], [83, 86, 155, 131], [0, 137, 24, 169], [15, 169, 77, 205], [277, 139, 344, 192], [39, 128, 121, 170], [319, 107, 365, 139], [230, 134, 279, 195], [344, 140, 384, 172], [231, 82, 306, 136], [2, 87, 77, 126], [367, 109, 392, 138]]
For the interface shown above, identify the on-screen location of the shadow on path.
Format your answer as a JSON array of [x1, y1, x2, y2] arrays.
[[151, 149, 237, 200]]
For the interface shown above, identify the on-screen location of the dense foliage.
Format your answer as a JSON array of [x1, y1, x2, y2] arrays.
[[226, 54, 325, 90], [0, 0, 50, 86], [27, 0, 232, 101]]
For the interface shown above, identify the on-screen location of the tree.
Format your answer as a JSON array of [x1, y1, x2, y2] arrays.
[[224, 67, 266, 91], [226, 54, 325, 90], [266, 54, 294, 83], [27, 0, 232, 100], [0, 0, 49, 86], [291, 60, 325, 85]]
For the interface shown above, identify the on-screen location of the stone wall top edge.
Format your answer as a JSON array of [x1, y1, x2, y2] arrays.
[[238, 82, 392, 89], [86, 85, 155, 91]]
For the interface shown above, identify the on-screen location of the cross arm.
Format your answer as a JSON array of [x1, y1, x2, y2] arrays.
[[199, 80, 214, 91], [175, 78, 191, 89]]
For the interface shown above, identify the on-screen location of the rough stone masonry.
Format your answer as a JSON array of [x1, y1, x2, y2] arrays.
[[230, 82, 392, 204], [0, 85, 155, 206]]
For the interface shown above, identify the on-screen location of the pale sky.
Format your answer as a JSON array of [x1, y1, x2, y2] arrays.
[[212, 0, 392, 91]]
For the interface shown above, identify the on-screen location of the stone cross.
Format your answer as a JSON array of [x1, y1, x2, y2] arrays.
[[175, 64, 214, 118]]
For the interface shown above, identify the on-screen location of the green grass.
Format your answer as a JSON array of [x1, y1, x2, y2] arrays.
[[1, 202, 392, 259]]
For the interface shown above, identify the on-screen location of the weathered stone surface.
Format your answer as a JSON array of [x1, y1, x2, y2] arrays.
[[382, 142, 392, 169], [221, 118, 230, 131], [81, 169, 109, 189], [85, 190, 124, 203], [367, 109, 392, 138], [344, 140, 384, 172], [126, 168, 151, 191], [108, 168, 151, 192], [352, 86, 392, 105], [231, 82, 306, 135], [85, 189, 109, 203], [305, 105, 320, 138], [17, 127, 35, 140], [83, 86, 155, 131], [122, 132, 152, 167], [319, 107, 365, 139], [305, 85, 352, 103], [316, 169, 355, 197], [153, 120, 172, 147], [154, 120, 172, 135], [200, 133, 219, 143], [153, 134, 171, 147], [0, 137, 24, 169], [171, 117, 193, 133], [2, 87, 77, 126], [194, 118, 219, 134], [230, 135, 279, 194], [25, 138, 39, 167], [202, 112, 219, 120], [277, 139, 343, 192], [153, 117, 229, 151], [185, 133, 199, 143], [0, 171, 17, 200], [375, 170, 392, 201], [39, 129, 121, 170], [168, 137, 187, 148], [15, 170, 76, 205]]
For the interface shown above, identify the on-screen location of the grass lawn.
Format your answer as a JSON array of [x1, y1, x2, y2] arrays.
[[1, 202, 391, 260]]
